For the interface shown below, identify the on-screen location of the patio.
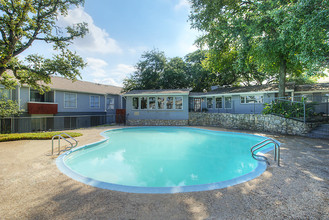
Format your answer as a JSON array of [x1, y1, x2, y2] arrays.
[[0, 126, 328, 219]]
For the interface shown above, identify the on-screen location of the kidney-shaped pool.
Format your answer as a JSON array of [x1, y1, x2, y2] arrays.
[[56, 127, 279, 193]]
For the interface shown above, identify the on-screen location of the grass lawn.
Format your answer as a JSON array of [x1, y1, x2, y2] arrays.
[[0, 131, 83, 142]]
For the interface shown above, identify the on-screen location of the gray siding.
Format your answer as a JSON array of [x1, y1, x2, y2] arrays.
[[126, 95, 189, 120], [191, 93, 276, 114], [55, 91, 106, 113], [106, 95, 122, 115]]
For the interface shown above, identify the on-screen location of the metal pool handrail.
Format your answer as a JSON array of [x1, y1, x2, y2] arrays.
[[251, 139, 280, 166], [51, 133, 78, 155]]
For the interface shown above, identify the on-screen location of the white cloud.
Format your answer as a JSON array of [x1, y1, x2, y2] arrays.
[[107, 64, 136, 86], [58, 7, 122, 54], [174, 0, 190, 11], [86, 57, 108, 78], [86, 58, 136, 87]]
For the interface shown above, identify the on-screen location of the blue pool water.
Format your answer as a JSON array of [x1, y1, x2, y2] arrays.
[[57, 127, 277, 193]]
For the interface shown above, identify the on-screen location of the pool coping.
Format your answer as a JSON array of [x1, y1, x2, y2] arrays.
[[56, 126, 279, 194]]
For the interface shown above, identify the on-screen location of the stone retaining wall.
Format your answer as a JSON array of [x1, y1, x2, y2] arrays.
[[127, 119, 188, 126], [189, 112, 316, 136]]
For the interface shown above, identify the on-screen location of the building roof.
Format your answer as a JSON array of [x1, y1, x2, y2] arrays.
[[45, 76, 123, 95], [295, 83, 329, 92], [124, 89, 190, 96], [190, 83, 296, 96], [2, 71, 123, 95]]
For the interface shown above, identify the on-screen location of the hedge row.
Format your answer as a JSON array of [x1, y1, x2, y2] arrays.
[[0, 132, 82, 142]]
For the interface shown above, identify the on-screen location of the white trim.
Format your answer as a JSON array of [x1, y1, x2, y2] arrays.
[[215, 97, 223, 109], [189, 90, 294, 98], [294, 90, 329, 94], [28, 87, 30, 102], [224, 96, 232, 109], [89, 95, 100, 109], [64, 92, 77, 108], [28, 101, 58, 104], [131, 95, 184, 111], [106, 96, 115, 111], [124, 93, 189, 97], [175, 96, 183, 110], [240, 95, 264, 104], [206, 97, 213, 109], [132, 97, 139, 110]]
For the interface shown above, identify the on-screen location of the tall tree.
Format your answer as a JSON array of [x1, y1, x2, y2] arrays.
[[0, 0, 88, 92], [189, 0, 329, 97], [123, 49, 167, 91], [185, 50, 215, 92], [161, 57, 189, 89]]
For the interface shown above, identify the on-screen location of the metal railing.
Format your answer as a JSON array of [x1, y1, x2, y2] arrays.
[[51, 132, 78, 155], [267, 95, 329, 123], [251, 139, 280, 166], [0, 114, 125, 134]]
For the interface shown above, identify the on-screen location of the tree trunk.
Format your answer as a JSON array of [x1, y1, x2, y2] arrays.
[[278, 58, 287, 98]]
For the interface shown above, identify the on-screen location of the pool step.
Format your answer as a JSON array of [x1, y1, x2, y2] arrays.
[[307, 124, 329, 139]]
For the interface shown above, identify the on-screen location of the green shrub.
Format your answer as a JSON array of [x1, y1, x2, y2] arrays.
[[0, 131, 82, 142], [263, 99, 315, 119]]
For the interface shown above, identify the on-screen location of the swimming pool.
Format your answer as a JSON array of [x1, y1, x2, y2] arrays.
[[57, 127, 278, 193]]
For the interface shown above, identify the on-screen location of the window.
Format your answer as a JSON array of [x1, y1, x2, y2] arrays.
[[141, 97, 147, 109], [90, 95, 100, 108], [166, 97, 173, 109], [149, 97, 156, 109], [107, 97, 115, 110], [158, 97, 165, 109], [133, 97, 139, 109], [30, 90, 44, 102], [207, 98, 213, 109], [241, 95, 263, 104], [30, 89, 54, 102], [175, 97, 183, 109], [216, 97, 222, 109], [131, 96, 184, 110], [0, 88, 10, 99], [224, 97, 232, 109], [322, 94, 329, 103], [64, 93, 77, 108]]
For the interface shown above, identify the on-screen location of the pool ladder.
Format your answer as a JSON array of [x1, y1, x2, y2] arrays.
[[51, 133, 78, 155], [251, 139, 280, 166]]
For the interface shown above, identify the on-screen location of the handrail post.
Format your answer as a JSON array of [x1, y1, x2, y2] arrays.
[[58, 136, 61, 155], [51, 132, 78, 155], [277, 145, 280, 167], [303, 101, 306, 124], [251, 139, 280, 167], [52, 139, 54, 155]]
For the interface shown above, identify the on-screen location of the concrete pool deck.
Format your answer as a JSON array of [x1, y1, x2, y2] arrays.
[[0, 126, 328, 219]]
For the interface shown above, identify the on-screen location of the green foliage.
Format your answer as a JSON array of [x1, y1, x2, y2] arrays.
[[185, 50, 215, 92], [0, 90, 22, 118], [161, 57, 189, 89], [263, 100, 315, 119], [0, 131, 82, 142], [123, 49, 205, 92], [0, 0, 88, 93], [123, 49, 166, 91], [189, 0, 329, 97]]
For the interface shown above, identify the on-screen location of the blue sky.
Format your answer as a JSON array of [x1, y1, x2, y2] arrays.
[[24, 0, 200, 87]]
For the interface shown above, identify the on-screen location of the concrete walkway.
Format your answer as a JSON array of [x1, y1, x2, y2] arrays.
[[0, 126, 328, 219]]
